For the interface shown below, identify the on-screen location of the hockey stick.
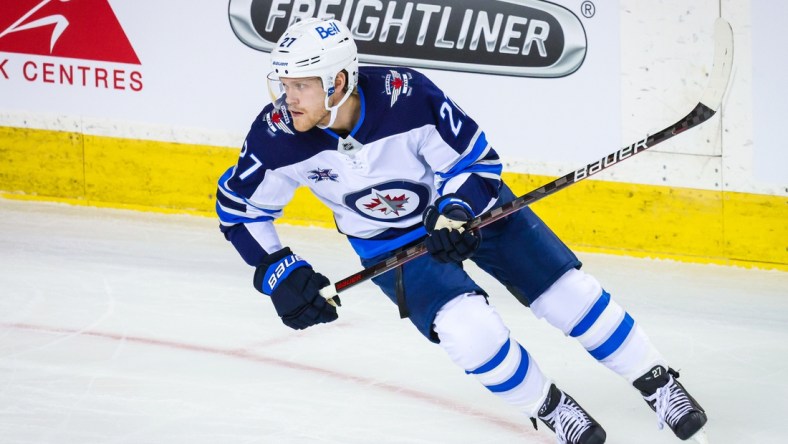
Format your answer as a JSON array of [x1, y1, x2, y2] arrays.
[[321, 18, 733, 305]]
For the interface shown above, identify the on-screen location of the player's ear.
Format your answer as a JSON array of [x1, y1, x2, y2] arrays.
[[335, 71, 348, 94]]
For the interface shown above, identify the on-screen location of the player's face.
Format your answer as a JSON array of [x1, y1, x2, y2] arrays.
[[281, 77, 330, 132]]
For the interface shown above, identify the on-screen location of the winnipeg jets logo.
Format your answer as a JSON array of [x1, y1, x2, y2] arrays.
[[363, 191, 409, 216], [344, 180, 429, 222], [0, 0, 71, 52], [308, 168, 338, 182], [384, 70, 412, 107], [265, 109, 293, 135]]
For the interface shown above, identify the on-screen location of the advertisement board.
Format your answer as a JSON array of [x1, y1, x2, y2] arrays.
[[751, 1, 788, 186], [0, 1, 784, 267], [0, 0, 619, 166]]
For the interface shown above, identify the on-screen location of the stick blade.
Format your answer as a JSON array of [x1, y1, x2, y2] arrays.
[[700, 18, 734, 111]]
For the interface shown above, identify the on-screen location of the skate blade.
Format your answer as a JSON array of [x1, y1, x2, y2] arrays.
[[692, 427, 709, 444]]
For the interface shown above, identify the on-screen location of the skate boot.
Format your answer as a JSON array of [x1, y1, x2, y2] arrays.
[[533, 383, 606, 444], [633, 365, 707, 440]]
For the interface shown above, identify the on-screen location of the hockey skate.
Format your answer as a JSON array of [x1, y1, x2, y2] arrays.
[[633, 365, 707, 441], [534, 383, 606, 444]]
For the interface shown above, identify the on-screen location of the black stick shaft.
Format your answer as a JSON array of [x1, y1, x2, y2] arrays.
[[328, 103, 716, 298]]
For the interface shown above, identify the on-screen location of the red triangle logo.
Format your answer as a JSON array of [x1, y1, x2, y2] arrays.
[[0, 0, 140, 65]]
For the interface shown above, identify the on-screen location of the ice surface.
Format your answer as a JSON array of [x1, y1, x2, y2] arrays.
[[1, 199, 786, 444]]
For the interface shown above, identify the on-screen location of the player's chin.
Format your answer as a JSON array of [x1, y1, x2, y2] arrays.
[[292, 120, 313, 132], [291, 115, 312, 132]]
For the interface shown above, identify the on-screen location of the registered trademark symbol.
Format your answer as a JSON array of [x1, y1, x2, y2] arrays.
[[581, 1, 596, 18]]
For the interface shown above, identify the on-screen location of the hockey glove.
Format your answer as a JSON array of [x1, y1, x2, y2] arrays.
[[253, 247, 337, 330], [422, 194, 480, 263]]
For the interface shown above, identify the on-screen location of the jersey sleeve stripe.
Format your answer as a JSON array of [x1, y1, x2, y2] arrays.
[[216, 188, 247, 213], [436, 130, 490, 180], [216, 202, 276, 225], [436, 162, 502, 195], [216, 167, 283, 226], [438, 173, 500, 196], [460, 163, 503, 176], [217, 186, 282, 216]]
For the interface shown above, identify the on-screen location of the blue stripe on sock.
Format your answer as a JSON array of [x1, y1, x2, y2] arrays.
[[570, 290, 611, 338], [486, 344, 529, 393], [589, 313, 634, 361], [466, 338, 510, 375]]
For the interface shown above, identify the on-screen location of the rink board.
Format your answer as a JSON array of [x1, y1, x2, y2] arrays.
[[0, 126, 784, 270]]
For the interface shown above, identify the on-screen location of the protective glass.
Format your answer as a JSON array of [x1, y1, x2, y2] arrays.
[[266, 72, 287, 110]]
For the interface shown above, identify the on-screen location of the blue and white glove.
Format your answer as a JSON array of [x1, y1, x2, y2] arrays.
[[253, 247, 337, 330], [422, 194, 481, 263]]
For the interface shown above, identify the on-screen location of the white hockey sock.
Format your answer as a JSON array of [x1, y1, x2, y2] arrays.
[[434, 293, 551, 417], [571, 296, 666, 382], [531, 269, 666, 383], [466, 336, 552, 416]]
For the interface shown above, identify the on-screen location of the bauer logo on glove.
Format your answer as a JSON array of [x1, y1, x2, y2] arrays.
[[263, 253, 307, 295], [253, 247, 337, 330]]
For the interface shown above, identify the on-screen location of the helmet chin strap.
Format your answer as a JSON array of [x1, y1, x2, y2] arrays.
[[317, 82, 356, 129]]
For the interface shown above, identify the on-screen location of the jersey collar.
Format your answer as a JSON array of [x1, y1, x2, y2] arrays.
[[321, 86, 366, 140]]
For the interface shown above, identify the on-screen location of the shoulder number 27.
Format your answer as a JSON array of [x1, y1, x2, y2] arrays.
[[440, 95, 465, 136]]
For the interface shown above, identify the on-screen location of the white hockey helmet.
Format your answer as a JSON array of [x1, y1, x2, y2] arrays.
[[267, 18, 359, 128]]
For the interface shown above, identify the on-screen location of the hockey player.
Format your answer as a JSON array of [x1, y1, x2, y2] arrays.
[[216, 18, 707, 444]]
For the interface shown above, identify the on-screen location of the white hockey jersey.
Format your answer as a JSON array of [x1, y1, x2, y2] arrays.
[[216, 66, 502, 264]]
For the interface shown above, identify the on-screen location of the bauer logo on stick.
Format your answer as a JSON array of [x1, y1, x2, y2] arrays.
[[573, 137, 649, 181]]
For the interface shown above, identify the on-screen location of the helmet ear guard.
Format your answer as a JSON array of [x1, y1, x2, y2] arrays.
[[267, 18, 359, 127]]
